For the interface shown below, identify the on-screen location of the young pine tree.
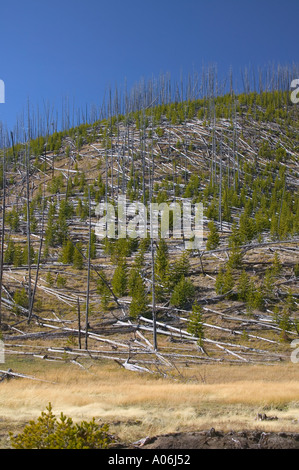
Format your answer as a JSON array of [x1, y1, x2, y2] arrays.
[[73, 243, 84, 270], [215, 266, 234, 298], [206, 220, 220, 251], [170, 251, 191, 287], [129, 273, 149, 320], [60, 240, 74, 264], [97, 272, 111, 312], [112, 261, 128, 297], [227, 222, 243, 269], [187, 303, 204, 347], [170, 276, 195, 309], [237, 270, 251, 302]]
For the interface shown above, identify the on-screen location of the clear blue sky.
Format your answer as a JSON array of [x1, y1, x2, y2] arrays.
[[0, 0, 298, 132]]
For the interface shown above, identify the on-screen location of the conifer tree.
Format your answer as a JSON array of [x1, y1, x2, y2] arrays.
[[97, 272, 111, 312], [237, 269, 251, 302], [155, 239, 169, 282], [4, 239, 15, 264], [90, 230, 97, 259], [112, 260, 128, 297], [170, 276, 195, 309], [171, 251, 191, 287], [45, 202, 57, 247], [73, 243, 84, 270], [227, 222, 243, 269], [46, 271, 54, 287], [222, 266, 234, 298], [215, 267, 225, 295], [6, 207, 20, 232], [23, 243, 35, 266], [206, 220, 220, 251], [246, 282, 264, 313], [60, 240, 74, 264], [187, 302, 204, 347], [13, 245, 24, 268], [272, 252, 282, 276], [215, 266, 234, 298], [129, 273, 149, 319], [262, 268, 275, 301]]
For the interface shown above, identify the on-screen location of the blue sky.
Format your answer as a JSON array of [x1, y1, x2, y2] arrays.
[[0, 0, 298, 132]]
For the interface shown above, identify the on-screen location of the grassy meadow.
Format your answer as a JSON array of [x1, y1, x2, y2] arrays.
[[1, 356, 299, 447]]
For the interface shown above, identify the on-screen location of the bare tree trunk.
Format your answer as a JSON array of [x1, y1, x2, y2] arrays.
[[219, 134, 223, 232], [25, 143, 32, 320], [28, 154, 46, 324]]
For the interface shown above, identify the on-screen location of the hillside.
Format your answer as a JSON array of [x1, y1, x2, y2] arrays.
[[0, 89, 298, 378]]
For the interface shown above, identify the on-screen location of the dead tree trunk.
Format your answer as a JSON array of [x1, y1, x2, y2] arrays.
[[25, 143, 32, 320], [0, 146, 6, 328]]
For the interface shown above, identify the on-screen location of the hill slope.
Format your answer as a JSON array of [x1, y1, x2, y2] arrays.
[[0, 89, 298, 376]]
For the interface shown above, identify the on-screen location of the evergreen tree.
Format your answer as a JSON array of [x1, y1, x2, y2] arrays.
[[239, 212, 256, 243], [23, 243, 35, 266], [6, 208, 20, 232], [13, 245, 24, 267], [112, 260, 128, 297], [206, 221, 220, 251], [128, 267, 139, 296], [90, 230, 97, 259], [227, 222, 243, 269], [129, 273, 149, 319], [46, 272, 54, 287], [170, 276, 195, 309], [60, 240, 74, 264], [45, 203, 57, 247], [215, 266, 234, 298], [97, 272, 111, 312], [237, 270, 251, 302], [187, 302, 204, 347], [155, 239, 169, 282], [13, 288, 29, 314], [246, 282, 264, 313], [170, 251, 191, 287], [223, 266, 234, 298], [262, 268, 275, 301], [215, 267, 225, 295], [56, 275, 67, 288], [73, 243, 84, 270], [272, 252, 282, 276], [4, 239, 15, 264]]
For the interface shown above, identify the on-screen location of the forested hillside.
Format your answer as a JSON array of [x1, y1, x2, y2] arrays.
[[0, 74, 298, 375]]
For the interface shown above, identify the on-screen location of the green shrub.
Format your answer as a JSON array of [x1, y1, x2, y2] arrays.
[[57, 275, 67, 288], [170, 276, 195, 309], [10, 403, 114, 449], [187, 303, 204, 346]]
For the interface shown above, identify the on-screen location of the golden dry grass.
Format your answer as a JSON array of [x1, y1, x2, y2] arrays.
[[1, 358, 299, 447]]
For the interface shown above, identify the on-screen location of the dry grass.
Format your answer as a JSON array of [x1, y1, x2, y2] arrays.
[[1, 358, 299, 447]]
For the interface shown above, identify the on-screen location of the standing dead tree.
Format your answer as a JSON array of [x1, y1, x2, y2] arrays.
[[0, 136, 6, 328]]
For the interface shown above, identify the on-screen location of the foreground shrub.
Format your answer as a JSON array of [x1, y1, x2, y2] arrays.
[[10, 403, 114, 449]]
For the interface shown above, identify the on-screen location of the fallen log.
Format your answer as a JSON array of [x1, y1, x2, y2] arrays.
[[0, 368, 55, 383]]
